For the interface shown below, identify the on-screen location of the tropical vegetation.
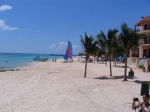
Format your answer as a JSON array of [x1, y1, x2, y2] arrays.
[[97, 29, 118, 76], [80, 22, 144, 81], [80, 33, 98, 78], [119, 23, 144, 81], [138, 65, 145, 69]]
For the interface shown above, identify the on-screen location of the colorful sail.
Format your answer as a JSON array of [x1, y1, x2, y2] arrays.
[[64, 41, 72, 60]]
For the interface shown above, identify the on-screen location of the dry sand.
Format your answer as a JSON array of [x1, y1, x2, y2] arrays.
[[0, 58, 149, 112]]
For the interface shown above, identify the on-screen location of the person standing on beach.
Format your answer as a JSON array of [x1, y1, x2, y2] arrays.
[[96, 57, 99, 63], [55, 58, 56, 62]]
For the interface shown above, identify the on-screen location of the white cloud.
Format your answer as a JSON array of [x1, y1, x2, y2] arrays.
[[0, 20, 19, 31], [72, 45, 78, 48], [48, 43, 56, 49], [48, 42, 79, 54], [59, 42, 67, 47], [0, 5, 12, 12], [48, 42, 67, 51]]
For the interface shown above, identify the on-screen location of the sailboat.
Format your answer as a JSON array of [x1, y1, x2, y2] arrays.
[[64, 41, 72, 61]]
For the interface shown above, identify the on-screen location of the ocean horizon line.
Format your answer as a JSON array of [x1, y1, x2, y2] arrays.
[[0, 52, 79, 56]]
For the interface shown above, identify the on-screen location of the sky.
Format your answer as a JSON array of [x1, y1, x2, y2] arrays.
[[0, 0, 149, 55]]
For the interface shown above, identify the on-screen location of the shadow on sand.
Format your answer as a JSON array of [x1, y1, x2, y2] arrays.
[[115, 65, 130, 68], [94, 75, 135, 80], [130, 80, 143, 84], [94, 76, 144, 85]]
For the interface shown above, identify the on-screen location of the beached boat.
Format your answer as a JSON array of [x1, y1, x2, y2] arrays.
[[63, 41, 73, 62], [33, 56, 48, 62]]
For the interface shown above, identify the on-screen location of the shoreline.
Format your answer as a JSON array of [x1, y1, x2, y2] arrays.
[[0, 53, 63, 71], [0, 61, 40, 72], [0, 58, 64, 72]]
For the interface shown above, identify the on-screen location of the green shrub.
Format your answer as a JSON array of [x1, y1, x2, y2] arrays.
[[139, 65, 145, 69]]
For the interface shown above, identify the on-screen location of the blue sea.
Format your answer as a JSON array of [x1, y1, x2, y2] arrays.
[[0, 53, 63, 70]]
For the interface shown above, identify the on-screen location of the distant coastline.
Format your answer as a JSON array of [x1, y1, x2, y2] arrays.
[[50, 54, 78, 56], [50, 54, 64, 56]]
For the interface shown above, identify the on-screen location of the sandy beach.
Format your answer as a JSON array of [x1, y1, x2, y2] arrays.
[[0, 58, 149, 112]]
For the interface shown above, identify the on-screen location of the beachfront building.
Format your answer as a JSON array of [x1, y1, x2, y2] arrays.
[[128, 15, 150, 72]]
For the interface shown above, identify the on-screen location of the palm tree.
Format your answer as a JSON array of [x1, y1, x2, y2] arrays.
[[80, 33, 98, 78], [119, 23, 144, 81], [90, 46, 99, 63], [97, 29, 118, 76], [111, 37, 124, 67]]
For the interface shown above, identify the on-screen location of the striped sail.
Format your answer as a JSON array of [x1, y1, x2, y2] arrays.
[[64, 41, 72, 60]]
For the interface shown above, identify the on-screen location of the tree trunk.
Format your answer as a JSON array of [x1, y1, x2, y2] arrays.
[[84, 55, 88, 78], [123, 55, 128, 81], [109, 53, 112, 76], [115, 58, 116, 67]]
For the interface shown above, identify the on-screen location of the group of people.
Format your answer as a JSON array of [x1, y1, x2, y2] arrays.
[[129, 67, 150, 112], [52, 58, 57, 62], [132, 93, 150, 112]]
